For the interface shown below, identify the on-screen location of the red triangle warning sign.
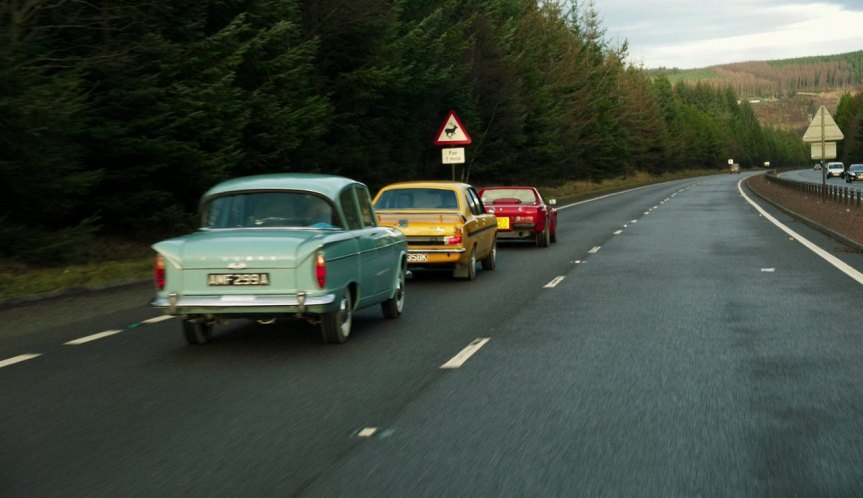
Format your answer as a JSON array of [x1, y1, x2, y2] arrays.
[[434, 110, 472, 146]]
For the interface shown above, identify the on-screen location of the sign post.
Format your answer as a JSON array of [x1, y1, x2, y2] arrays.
[[434, 110, 472, 181], [803, 106, 843, 188]]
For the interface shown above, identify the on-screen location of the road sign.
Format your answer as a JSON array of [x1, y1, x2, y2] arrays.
[[803, 106, 844, 142], [441, 147, 465, 164], [434, 110, 472, 145], [810, 142, 836, 159]]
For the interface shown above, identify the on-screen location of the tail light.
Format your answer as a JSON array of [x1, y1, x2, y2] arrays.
[[154, 255, 166, 290], [314, 252, 326, 288], [445, 227, 463, 245]]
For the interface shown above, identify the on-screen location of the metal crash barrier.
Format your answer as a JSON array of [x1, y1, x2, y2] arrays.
[[764, 170, 862, 208]]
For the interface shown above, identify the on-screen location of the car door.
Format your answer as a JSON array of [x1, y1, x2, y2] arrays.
[[464, 187, 496, 258], [342, 185, 396, 304]]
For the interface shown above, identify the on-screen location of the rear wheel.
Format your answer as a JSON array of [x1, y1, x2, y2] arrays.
[[182, 317, 212, 345], [321, 289, 352, 344], [536, 221, 550, 248], [481, 238, 497, 270], [455, 246, 477, 280], [550, 220, 557, 243], [381, 264, 406, 318]]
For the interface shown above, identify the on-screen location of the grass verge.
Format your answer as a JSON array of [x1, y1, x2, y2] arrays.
[[0, 258, 152, 301]]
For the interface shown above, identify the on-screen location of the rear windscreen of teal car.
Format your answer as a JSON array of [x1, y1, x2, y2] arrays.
[[202, 192, 342, 229], [375, 188, 458, 210]]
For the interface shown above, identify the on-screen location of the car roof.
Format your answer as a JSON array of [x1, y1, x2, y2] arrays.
[[377, 181, 471, 191], [477, 186, 538, 191], [203, 173, 360, 199]]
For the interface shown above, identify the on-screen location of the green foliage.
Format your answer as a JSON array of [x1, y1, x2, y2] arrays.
[[2, 0, 815, 266]]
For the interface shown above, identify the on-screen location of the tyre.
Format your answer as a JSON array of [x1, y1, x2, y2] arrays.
[[455, 246, 477, 280], [536, 221, 550, 248], [481, 238, 497, 271], [321, 288, 352, 343], [550, 221, 557, 243], [182, 318, 212, 345], [381, 264, 406, 319]]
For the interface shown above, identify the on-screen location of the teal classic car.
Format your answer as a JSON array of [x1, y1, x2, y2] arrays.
[[151, 173, 408, 345]]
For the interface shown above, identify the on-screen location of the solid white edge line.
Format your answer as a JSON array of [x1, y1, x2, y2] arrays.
[[738, 179, 863, 285], [0, 354, 41, 369], [64, 330, 123, 345], [544, 276, 566, 288], [142, 315, 174, 324], [441, 338, 490, 369]]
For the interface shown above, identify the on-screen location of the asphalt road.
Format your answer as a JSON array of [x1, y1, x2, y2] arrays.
[[783, 167, 863, 188], [2, 173, 863, 497]]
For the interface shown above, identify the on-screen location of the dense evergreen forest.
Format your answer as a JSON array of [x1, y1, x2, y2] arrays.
[[4, 0, 858, 265], [837, 90, 863, 164]]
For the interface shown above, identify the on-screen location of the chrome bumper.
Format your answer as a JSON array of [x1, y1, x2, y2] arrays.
[[151, 292, 336, 315], [407, 248, 465, 254]]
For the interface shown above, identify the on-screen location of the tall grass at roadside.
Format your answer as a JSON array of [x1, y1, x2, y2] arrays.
[[0, 239, 153, 301], [0, 258, 152, 300]]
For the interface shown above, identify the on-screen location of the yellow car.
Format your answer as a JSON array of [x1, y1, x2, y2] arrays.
[[373, 181, 497, 280]]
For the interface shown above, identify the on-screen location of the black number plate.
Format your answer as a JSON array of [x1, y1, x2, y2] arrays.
[[207, 273, 271, 286]]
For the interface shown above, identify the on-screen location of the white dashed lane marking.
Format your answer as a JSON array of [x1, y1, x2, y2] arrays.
[[357, 427, 378, 438], [2, 315, 175, 370], [0, 354, 41, 369], [544, 276, 566, 288], [65, 330, 123, 345], [441, 338, 490, 369]]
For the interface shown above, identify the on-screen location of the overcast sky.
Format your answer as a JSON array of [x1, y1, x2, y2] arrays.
[[594, 0, 863, 69]]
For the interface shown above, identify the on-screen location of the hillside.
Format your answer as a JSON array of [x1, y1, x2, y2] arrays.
[[748, 90, 846, 134], [649, 51, 863, 132]]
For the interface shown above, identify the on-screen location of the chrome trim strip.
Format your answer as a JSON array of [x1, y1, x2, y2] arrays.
[[152, 294, 335, 308], [407, 248, 465, 254]]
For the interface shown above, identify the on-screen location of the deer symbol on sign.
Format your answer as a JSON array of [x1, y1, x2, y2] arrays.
[[445, 124, 459, 138]]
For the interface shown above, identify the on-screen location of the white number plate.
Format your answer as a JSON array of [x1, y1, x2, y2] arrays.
[[207, 273, 270, 286], [406, 253, 428, 263]]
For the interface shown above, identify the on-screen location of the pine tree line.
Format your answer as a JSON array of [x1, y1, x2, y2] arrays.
[[836, 90, 863, 164], [1, 0, 808, 264]]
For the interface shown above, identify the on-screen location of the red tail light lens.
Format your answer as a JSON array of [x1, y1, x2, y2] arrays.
[[154, 255, 166, 290], [314, 253, 326, 288], [445, 227, 463, 245]]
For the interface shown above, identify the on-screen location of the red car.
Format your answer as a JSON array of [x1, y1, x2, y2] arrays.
[[478, 186, 557, 247]]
